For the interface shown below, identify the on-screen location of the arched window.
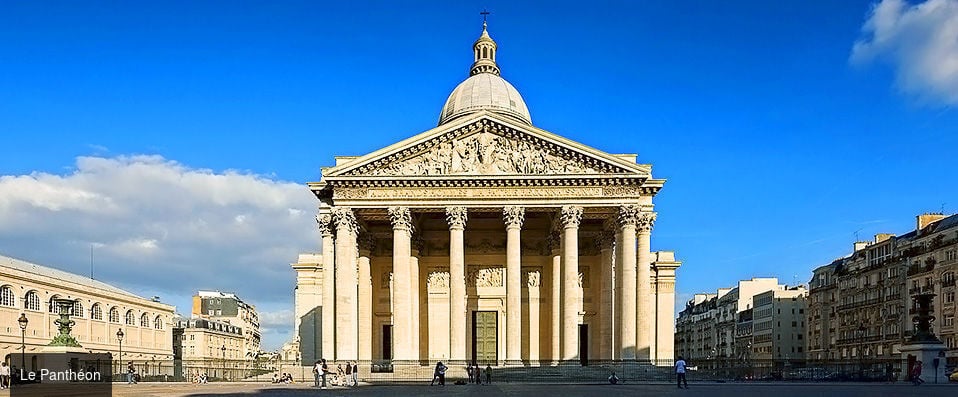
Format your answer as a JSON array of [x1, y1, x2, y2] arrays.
[[90, 303, 103, 320], [49, 295, 61, 314], [109, 307, 120, 323], [125, 310, 135, 325], [0, 285, 15, 307], [154, 315, 163, 330], [72, 300, 84, 318], [140, 313, 149, 327], [24, 291, 40, 311]]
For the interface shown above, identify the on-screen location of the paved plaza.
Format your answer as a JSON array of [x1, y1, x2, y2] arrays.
[[2, 382, 955, 397]]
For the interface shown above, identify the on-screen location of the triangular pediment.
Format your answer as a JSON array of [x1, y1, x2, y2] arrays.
[[324, 111, 650, 179]]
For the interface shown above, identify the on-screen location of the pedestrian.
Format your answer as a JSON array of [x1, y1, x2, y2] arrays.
[[337, 364, 345, 386], [675, 356, 688, 389], [313, 360, 322, 387], [0, 362, 9, 390], [345, 361, 353, 386], [885, 363, 894, 383], [467, 364, 473, 384], [474, 364, 481, 385], [321, 359, 328, 389], [437, 361, 448, 386], [608, 371, 619, 385], [485, 364, 492, 384], [351, 362, 359, 387], [127, 361, 137, 384], [911, 361, 924, 386], [431, 362, 441, 386]]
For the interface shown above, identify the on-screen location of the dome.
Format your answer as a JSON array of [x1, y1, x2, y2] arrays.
[[438, 73, 532, 126], [437, 21, 532, 126]]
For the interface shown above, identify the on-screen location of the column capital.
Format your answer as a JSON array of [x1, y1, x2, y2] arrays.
[[446, 206, 468, 229], [560, 205, 583, 229], [637, 211, 657, 233], [617, 204, 641, 227], [315, 213, 334, 236], [332, 207, 358, 234], [358, 233, 376, 253], [503, 206, 525, 229], [387, 206, 413, 232]]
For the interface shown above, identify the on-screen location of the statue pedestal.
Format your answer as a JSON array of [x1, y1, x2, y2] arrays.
[[900, 342, 947, 384]]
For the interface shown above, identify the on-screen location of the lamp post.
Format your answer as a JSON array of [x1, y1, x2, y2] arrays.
[[116, 329, 124, 376], [221, 345, 227, 381], [857, 323, 866, 380], [18, 313, 28, 373]]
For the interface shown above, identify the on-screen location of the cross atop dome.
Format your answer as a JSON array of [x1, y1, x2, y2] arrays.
[[471, 11, 499, 76]]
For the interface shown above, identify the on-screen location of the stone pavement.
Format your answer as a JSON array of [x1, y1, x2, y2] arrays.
[[1, 382, 955, 396]]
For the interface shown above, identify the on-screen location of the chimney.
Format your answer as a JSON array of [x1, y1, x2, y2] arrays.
[[874, 233, 895, 243], [917, 213, 946, 231], [853, 241, 869, 252]]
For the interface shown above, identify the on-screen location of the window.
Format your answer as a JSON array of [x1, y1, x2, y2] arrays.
[[49, 295, 61, 313], [140, 313, 149, 327], [90, 304, 103, 320], [24, 291, 40, 311], [72, 301, 83, 318], [154, 315, 163, 330], [109, 307, 120, 323], [0, 285, 15, 307], [125, 310, 135, 325]]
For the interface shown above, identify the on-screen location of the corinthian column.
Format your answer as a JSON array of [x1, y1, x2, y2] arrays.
[[388, 206, 413, 362], [503, 206, 525, 364], [446, 206, 468, 363], [316, 212, 336, 360], [598, 227, 615, 360], [548, 231, 561, 363], [358, 235, 373, 361], [636, 211, 656, 361], [616, 205, 639, 360], [560, 205, 583, 361], [332, 207, 358, 360]]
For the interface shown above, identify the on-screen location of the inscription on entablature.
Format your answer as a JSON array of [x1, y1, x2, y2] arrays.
[[333, 187, 607, 200]]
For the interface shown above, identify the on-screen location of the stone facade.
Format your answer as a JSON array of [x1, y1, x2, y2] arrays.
[[0, 254, 175, 374], [291, 22, 680, 367], [172, 317, 245, 380], [191, 290, 261, 360]]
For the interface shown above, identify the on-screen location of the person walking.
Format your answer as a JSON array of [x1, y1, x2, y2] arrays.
[[351, 362, 359, 387], [437, 361, 448, 386], [127, 361, 137, 384], [344, 361, 353, 386], [485, 364, 492, 384], [911, 361, 924, 386], [313, 360, 322, 387], [431, 362, 441, 386], [320, 359, 328, 389], [675, 356, 688, 389], [0, 362, 10, 389], [474, 364, 481, 385]]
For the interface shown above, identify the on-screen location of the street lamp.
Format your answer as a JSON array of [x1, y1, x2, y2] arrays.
[[857, 323, 866, 379], [221, 345, 227, 380], [116, 329, 124, 376], [18, 313, 28, 372]]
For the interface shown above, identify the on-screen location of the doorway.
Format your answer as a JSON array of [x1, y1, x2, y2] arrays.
[[472, 311, 498, 365], [579, 324, 589, 366]]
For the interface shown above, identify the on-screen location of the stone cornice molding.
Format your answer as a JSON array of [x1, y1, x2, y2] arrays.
[[560, 205, 583, 229], [387, 206, 413, 233], [503, 206, 525, 229], [446, 206, 468, 229], [637, 212, 657, 234], [332, 207, 358, 235], [315, 213, 334, 236], [617, 204, 641, 227]]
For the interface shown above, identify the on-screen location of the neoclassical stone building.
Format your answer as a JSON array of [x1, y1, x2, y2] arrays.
[[294, 22, 681, 367]]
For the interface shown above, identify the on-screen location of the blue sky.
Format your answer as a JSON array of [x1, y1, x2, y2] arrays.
[[1, 1, 957, 350]]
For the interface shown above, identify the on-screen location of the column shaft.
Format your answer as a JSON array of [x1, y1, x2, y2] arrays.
[[410, 242, 421, 362], [388, 207, 413, 362], [358, 244, 372, 361], [636, 212, 656, 361], [446, 207, 467, 362], [618, 206, 638, 360], [333, 207, 358, 360], [318, 213, 336, 360], [560, 206, 582, 361], [504, 206, 524, 363], [550, 236, 561, 363], [598, 230, 614, 360]]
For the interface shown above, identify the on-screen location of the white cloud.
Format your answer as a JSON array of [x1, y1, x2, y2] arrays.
[[851, 0, 958, 105], [0, 155, 319, 350]]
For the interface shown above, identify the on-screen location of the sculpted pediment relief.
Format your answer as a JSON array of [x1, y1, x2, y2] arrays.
[[329, 116, 648, 178]]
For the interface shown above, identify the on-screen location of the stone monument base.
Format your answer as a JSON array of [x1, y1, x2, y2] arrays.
[[900, 342, 947, 384]]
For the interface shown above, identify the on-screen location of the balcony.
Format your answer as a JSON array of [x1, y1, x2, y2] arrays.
[[908, 263, 935, 276]]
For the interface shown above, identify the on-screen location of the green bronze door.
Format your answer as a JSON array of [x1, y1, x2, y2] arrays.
[[472, 311, 498, 365]]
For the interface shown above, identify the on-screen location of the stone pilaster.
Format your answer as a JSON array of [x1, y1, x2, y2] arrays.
[[636, 211, 656, 361], [358, 234, 373, 361], [503, 206, 525, 363], [316, 212, 336, 360], [598, 227, 615, 361], [388, 206, 413, 362], [617, 204, 639, 360], [332, 207, 358, 360], [560, 205, 582, 361], [548, 230, 561, 363], [446, 206, 468, 363], [411, 235, 423, 362]]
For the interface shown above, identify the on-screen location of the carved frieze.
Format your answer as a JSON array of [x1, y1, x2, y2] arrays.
[[466, 237, 506, 254], [427, 269, 450, 290], [523, 268, 542, 288], [578, 266, 591, 289], [380, 271, 392, 289], [602, 185, 640, 197], [467, 265, 504, 288]]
